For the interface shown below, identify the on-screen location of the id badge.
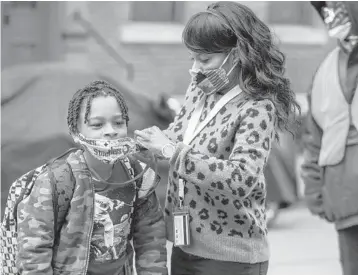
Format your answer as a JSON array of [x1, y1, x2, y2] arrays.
[[173, 207, 191, 247]]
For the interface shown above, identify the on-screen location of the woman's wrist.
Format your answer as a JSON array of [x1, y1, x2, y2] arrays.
[[161, 142, 176, 159]]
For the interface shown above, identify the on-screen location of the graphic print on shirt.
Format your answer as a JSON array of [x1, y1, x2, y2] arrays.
[[90, 184, 136, 262]]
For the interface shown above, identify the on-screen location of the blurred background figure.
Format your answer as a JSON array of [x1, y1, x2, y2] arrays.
[[301, 2, 358, 275]]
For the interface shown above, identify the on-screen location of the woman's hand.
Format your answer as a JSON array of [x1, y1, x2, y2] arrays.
[[134, 126, 173, 158], [132, 149, 158, 170]]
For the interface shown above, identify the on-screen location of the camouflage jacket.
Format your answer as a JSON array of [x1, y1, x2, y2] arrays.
[[16, 150, 168, 275]]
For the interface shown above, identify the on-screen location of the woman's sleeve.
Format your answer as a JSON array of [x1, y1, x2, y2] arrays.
[[170, 99, 276, 199], [17, 171, 55, 275]]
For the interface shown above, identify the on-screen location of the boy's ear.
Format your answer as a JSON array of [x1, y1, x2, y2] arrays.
[[70, 131, 79, 143]]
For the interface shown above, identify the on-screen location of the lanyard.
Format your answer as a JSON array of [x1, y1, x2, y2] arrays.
[[183, 85, 242, 145], [178, 85, 242, 207]]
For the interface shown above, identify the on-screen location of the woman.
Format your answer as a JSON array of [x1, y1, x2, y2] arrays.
[[135, 2, 300, 274]]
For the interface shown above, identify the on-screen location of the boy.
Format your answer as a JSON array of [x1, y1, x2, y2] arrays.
[[16, 80, 168, 275]]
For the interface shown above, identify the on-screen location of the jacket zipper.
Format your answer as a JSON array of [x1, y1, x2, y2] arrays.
[[83, 177, 95, 274]]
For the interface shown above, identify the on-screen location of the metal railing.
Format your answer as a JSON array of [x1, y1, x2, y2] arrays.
[[73, 11, 134, 81]]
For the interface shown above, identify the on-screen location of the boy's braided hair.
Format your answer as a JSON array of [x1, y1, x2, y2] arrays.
[[67, 80, 129, 134]]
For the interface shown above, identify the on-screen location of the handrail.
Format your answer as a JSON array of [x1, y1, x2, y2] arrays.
[[73, 11, 134, 81]]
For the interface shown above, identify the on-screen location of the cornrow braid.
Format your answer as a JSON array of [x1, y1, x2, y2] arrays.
[[67, 80, 129, 134]]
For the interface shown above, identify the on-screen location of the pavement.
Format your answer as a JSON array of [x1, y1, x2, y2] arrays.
[[135, 202, 342, 275], [266, 203, 341, 275]]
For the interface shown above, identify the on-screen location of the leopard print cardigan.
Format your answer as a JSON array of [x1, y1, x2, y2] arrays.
[[164, 83, 276, 263]]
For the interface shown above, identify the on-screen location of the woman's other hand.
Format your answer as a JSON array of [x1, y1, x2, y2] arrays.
[[132, 149, 158, 169], [134, 126, 173, 158]]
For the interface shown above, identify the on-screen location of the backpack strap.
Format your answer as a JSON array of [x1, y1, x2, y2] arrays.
[[122, 156, 154, 197], [10, 167, 42, 230], [129, 157, 160, 202], [47, 166, 61, 236], [125, 156, 161, 241], [46, 148, 81, 235], [122, 157, 140, 241], [124, 156, 161, 203], [116, 158, 150, 186], [14, 169, 37, 213], [121, 157, 139, 198], [47, 148, 80, 166]]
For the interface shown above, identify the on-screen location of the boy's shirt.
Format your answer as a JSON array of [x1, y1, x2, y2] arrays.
[[87, 179, 136, 275]]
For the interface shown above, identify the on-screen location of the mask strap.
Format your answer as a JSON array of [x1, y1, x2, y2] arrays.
[[219, 50, 232, 69], [220, 49, 238, 76], [115, 161, 150, 185], [227, 61, 238, 76], [111, 150, 159, 191]]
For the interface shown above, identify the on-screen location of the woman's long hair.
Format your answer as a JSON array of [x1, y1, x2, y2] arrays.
[[183, 1, 301, 137]]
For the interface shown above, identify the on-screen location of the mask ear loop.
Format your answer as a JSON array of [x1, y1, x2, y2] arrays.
[[135, 152, 161, 197], [218, 50, 233, 70], [227, 52, 239, 77], [116, 151, 160, 206], [114, 150, 160, 193]]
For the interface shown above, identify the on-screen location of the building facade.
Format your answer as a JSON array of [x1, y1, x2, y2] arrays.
[[1, 1, 334, 97]]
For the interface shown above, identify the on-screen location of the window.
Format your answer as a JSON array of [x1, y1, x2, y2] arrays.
[[2, 2, 11, 25], [131, 1, 184, 22]]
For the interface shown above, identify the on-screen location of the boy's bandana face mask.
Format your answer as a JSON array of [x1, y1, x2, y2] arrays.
[[322, 2, 358, 52], [73, 133, 146, 164], [189, 50, 237, 95]]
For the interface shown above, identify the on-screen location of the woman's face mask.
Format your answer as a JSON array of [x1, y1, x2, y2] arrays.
[[189, 50, 237, 95], [73, 133, 146, 164]]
